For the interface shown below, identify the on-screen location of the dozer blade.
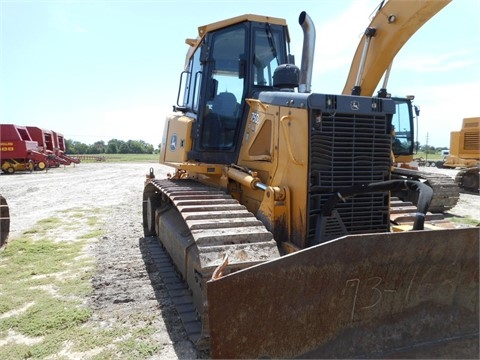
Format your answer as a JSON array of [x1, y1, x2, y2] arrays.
[[207, 227, 479, 359]]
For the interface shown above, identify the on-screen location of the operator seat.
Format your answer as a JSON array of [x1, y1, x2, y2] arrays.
[[203, 92, 239, 148], [212, 92, 238, 119]]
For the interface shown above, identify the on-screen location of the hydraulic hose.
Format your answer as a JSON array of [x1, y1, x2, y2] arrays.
[[318, 180, 433, 230]]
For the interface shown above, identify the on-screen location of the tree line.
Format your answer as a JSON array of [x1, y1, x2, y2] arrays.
[[415, 142, 449, 155], [64, 139, 446, 156], [65, 139, 160, 155]]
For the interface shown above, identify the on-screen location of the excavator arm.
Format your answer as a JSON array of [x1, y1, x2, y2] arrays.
[[342, 0, 451, 96], [342, 0, 462, 214]]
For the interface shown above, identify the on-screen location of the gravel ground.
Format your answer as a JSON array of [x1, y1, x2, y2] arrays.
[[0, 162, 478, 359]]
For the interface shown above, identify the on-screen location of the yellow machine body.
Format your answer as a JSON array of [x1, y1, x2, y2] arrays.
[[144, 2, 479, 358]]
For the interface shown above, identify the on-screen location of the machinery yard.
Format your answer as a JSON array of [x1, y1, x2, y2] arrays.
[[1, 1, 479, 358], [0, 162, 478, 359]]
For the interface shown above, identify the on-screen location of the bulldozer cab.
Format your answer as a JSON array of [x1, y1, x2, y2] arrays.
[[175, 15, 291, 164]]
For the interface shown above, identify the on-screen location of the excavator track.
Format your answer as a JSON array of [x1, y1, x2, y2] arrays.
[[455, 166, 480, 193], [392, 167, 460, 213], [143, 178, 280, 347]]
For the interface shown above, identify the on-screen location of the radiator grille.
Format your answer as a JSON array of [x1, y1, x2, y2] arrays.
[[464, 132, 479, 151], [308, 112, 391, 244]]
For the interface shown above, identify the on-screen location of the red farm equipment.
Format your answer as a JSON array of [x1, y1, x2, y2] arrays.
[[0, 124, 50, 174], [26, 126, 70, 167], [52, 130, 80, 165]]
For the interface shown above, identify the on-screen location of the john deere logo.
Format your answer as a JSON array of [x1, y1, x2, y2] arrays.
[[170, 134, 177, 151], [351, 101, 360, 110]]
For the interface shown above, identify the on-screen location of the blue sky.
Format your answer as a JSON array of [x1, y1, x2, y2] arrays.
[[1, 0, 479, 148]]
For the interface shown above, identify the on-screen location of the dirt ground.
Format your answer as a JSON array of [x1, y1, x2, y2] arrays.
[[0, 161, 478, 359], [1, 161, 204, 359]]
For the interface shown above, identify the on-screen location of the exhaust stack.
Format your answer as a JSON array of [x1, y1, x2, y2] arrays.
[[298, 11, 315, 93]]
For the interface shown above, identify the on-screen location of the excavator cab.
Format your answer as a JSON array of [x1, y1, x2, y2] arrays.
[[391, 97, 415, 156]]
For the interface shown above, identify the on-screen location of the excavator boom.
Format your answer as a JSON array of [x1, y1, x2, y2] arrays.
[[342, 0, 461, 213], [343, 0, 451, 96]]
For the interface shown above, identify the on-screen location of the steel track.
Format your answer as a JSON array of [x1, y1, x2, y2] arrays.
[[143, 178, 280, 350], [144, 236, 203, 345], [392, 167, 460, 212]]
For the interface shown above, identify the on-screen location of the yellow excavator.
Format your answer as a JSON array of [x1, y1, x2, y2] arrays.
[[342, 0, 460, 213], [143, 1, 478, 358]]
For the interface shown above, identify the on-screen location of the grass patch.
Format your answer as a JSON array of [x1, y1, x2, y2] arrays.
[[77, 153, 159, 163], [86, 216, 99, 227], [0, 206, 165, 359], [0, 209, 100, 359], [116, 334, 161, 357], [0, 235, 94, 360], [78, 229, 103, 239], [1, 237, 87, 280], [0, 237, 92, 321], [450, 216, 480, 226], [1, 297, 91, 337], [22, 217, 63, 237]]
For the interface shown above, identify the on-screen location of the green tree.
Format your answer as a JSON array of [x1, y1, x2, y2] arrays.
[[118, 142, 130, 153], [106, 139, 124, 154], [92, 141, 106, 153], [66, 140, 89, 154], [65, 138, 156, 154]]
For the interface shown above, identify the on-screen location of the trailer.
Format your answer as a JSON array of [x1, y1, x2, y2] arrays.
[[51, 130, 80, 165], [26, 126, 70, 167], [0, 124, 50, 173]]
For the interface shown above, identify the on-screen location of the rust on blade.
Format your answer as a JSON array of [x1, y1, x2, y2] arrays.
[[207, 227, 479, 359]]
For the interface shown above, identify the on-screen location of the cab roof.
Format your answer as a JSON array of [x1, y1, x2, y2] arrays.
[[182, 14, 291, 70], [185, 14, 290, 50]]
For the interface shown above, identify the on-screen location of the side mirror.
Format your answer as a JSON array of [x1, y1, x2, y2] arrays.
[[200, 42, 209, 63], [414, 105, 420, 116]]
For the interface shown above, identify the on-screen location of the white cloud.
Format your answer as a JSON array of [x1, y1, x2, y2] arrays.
[[411, 82, 479, 147], [396, 50, 478, 73], [49, 4, 88, 34], [74, 25, 88, 33], [98, 104, 164, 143], [312, 0, 380, 72]]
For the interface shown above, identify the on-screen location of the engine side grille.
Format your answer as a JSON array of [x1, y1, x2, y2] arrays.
[[464, 132, 479, 151], [308, 104, 392, 245]]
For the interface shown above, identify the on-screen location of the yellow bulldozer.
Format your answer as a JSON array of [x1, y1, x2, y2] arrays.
[[437, 117, 480, 193], [142, 1, 478, 358]]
